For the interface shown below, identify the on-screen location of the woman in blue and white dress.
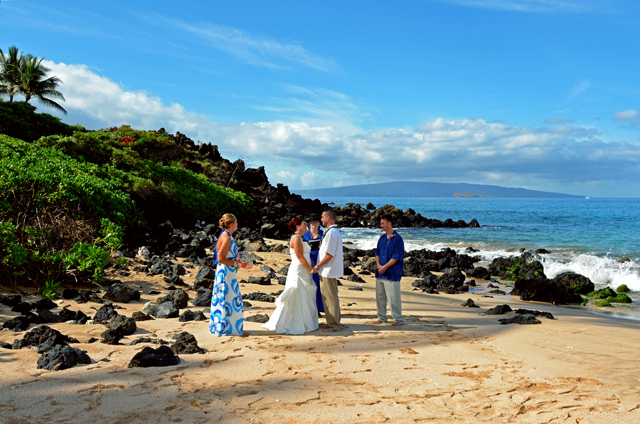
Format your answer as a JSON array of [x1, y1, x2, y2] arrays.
[[210, 213, 244, 336]]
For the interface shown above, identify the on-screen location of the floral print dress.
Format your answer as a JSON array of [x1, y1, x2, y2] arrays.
[[209, 230, 243, 336]]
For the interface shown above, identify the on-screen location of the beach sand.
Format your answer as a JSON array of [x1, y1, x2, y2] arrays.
[[1, 248, 639, 424]]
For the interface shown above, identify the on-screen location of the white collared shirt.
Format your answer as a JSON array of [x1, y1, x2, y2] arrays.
[[318, 225, 343, 278]]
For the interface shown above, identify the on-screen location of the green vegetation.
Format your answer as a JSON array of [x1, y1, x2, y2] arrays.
[[584, 286, 633, 307], [616, 284, 630, 293], [1, 119, 253, 292], [0, 100, 78, 142], [503, 261, 524, 280]]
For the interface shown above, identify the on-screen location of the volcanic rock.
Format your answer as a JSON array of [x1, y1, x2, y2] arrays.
[[37, 344, 92, 371], [128, 345, 180, 368]]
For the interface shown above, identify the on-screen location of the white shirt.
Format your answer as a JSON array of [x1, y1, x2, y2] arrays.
[[318, 225, 343, 278]]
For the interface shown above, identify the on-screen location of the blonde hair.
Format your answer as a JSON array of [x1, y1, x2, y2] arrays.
[[219, 213, 237, 230]]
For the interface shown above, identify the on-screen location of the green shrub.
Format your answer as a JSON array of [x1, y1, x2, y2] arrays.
[[0, 100, 79, 142], [616, 284, 630, 293], [61, 242, 111, 284]]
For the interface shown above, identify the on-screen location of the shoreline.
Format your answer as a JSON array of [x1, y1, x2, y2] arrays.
[[2, 247, 640, 423]]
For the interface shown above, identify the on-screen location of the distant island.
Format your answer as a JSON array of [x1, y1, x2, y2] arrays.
[[296, 181, 583, 198], [453, 193, 493, 198]]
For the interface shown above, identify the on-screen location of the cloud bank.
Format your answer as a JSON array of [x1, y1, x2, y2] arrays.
[[41, 61, 640, 196]]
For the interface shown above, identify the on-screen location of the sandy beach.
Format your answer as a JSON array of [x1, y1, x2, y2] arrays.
[[1, 248, 640, 424]]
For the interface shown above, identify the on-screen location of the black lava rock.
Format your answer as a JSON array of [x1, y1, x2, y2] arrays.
[[3, 315, 31, 331], [178, 310, 207, 322], [102, 283, 141, 303], [108, 315, 137, 335], [170, 332, 205, 354], [465, 266, 491, 280], [100, 329, 123, 345], [193, 288, 212, 307], [154, 301, 179, 319], [128, 346, 180, 368], [499, 315, 542, 325], [37, 344, 92, 371], [248, 276, 271, 285], [13, 325, 76, 350], [93, 304, 119, 322], [484, 305, 513, 315], [132, 311, 154, 321], [242, 292, 275, 302], [0, 294, 21, 307], [461, 298, 479, 308], [513, 309, 555, 320], [245, 313, 270, 323], [168, 289, 189, 309]]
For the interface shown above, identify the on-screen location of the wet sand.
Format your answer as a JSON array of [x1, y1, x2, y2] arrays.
[[1, 248, 639, 423]]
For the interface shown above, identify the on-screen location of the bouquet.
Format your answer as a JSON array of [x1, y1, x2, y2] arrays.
[[237, 251, 254, 269]]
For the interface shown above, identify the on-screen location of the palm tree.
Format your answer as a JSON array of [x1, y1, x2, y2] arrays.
[[17, 55, 67, 114], [0, 46, 22, 101]]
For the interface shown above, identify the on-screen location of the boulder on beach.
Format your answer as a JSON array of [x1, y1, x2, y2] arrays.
[[37, 344, 92, 371], [102, 282, 140, 303], [128, 346, 180, 368]]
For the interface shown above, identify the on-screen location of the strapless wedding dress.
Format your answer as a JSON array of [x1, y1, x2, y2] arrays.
[[262, 236, 319, 334]]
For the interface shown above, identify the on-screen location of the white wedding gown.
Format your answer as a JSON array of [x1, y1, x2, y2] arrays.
[[262, 236, 319, 334]]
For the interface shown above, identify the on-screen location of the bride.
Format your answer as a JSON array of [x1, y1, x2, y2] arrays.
[[262, 218, 319, 334]]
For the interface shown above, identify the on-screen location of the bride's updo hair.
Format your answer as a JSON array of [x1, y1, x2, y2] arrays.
[[288, 217, 303, 232], [219, 213, 237, 230]]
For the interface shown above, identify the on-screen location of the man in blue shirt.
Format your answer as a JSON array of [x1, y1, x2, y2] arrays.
[[373, 214, 405, 326]]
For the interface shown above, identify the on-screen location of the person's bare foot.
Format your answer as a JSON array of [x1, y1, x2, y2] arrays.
[[368, 319, 384, 325], [322, 327, 335, 332], [391, 322, 404, 326]]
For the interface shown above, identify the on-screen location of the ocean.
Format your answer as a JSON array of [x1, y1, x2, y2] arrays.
[[317, 197, 640, 317]]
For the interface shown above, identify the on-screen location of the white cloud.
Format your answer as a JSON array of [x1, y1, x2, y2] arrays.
[[612, 109, 640, 122], [569, 79, 591, 100], [544, 117, 575, 124], [435, 0, 603, 13], [41, 61, 640, 196], [147, 15, 335, 71], [301, 172, 318, 187]]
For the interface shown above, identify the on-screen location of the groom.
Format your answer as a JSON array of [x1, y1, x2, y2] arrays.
[[312, 209, 345, 331]]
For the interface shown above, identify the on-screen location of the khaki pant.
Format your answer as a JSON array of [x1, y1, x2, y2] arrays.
[[320, 276, 343, 329], [376, 278, 404, 324]]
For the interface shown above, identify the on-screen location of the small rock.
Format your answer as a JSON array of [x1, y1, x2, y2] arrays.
[[37, 344, 91, 371], [178, 310, 206, 322], [0, 341, 13, 349], [192, 288, 212, 307], [132, 311, 154, 321], [399, 348, 418, 355], [348, 287, 363, 291], [154, 301, 179, 319], [484, 305, 513, 315], [0, 294, 22, 307], [169, 289, 189, 309], [100, 329, 123, 345], [170, 332, 205, 354], [128, 345, 180, 368], [461, 298, 479, 308], [108, 315, 137, 335], [499, 314, 542, 325], [245, 314, 270, 323], [102, 282, 140, 303], [243, 301, 252, 308], [3, 316, 31, 331], [248, 276, 271, 285], [93, 304, 119, 322]]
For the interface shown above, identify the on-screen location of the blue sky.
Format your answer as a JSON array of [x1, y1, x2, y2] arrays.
[[1, 0, 640, 197]]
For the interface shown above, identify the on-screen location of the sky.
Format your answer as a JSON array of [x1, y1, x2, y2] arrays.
[[1, 0, 640, 197]]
